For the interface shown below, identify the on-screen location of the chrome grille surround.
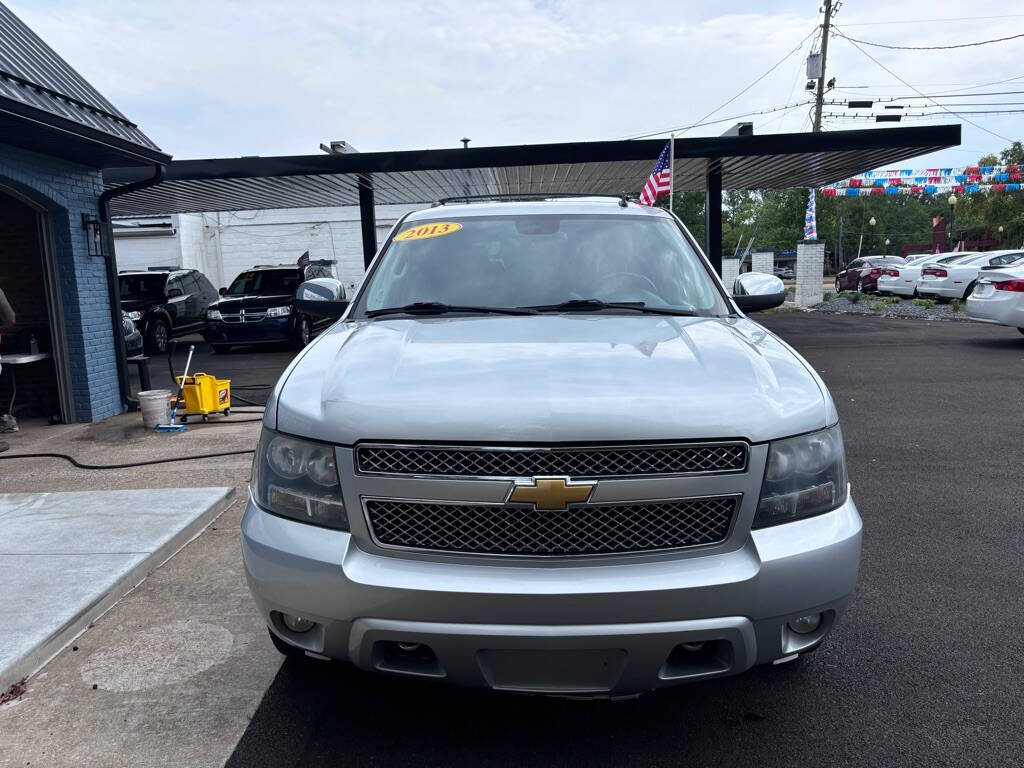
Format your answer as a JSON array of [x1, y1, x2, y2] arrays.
[[363, 495, 739, 557], [355, 442, 748, 479], [221, 310, 266, 324]]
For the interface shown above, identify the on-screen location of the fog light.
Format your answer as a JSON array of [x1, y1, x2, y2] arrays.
[[788, 613, 823, 634], [397, 642, 422, 653], [680, 642, 705, 652], [282, 614, 314, 633]]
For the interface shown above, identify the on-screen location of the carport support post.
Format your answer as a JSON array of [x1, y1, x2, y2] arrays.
[[358, 174, 377, 269], [705, 161, 723, 275]]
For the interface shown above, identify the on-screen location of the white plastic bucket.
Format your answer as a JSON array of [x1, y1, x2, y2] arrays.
[[138, 389, 172, 429]]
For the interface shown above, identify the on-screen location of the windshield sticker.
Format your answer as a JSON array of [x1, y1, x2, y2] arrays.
[[394, 222, 462, 242]]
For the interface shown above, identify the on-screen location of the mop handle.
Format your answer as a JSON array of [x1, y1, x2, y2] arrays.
[[172, 345, 196, 412]]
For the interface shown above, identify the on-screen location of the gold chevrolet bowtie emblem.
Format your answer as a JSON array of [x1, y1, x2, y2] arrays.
[[507, 476, 595, 510]]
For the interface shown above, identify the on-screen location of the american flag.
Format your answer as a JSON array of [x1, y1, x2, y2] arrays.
[[638, 142, 672, 206], [297, 251, 310, 268]]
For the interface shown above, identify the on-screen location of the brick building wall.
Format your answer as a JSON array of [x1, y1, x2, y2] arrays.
[[0, 143, 120, 421]]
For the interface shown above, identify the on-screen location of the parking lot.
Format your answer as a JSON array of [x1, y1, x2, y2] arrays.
[[192, 315, 1024, 767], [4, 314, 1023, 768]]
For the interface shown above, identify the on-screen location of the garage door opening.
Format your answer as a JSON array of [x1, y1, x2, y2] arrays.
[[0, 187, 74, 425]]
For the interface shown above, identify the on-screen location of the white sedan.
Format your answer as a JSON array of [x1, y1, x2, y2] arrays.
[[876, 252, 972, 297], [966, 264, 1024, 334], [918, 250, 1024, 301]]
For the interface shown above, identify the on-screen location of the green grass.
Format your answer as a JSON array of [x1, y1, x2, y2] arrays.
[[913, 298, 936, 309], [951, 298, 963, 313], [873, 296, 901, 309]]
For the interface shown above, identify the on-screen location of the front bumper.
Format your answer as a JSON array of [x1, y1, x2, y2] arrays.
[[205, 316, 295, 345], [241, 492, 862, 696]]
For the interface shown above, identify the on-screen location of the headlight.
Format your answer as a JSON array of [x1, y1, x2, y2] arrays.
[[265, 305, 292, 318], [252, 429, 348, 530], [753, 424, 847, 529], [206, 309, 223, 321], [126, 311, 142, 321]]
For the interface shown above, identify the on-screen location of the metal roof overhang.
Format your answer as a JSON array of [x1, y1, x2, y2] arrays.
[[0, 98, 171, 168], [103, 124, 960, 215]]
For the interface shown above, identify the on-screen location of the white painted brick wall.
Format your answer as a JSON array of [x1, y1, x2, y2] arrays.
[[721, 258, 740, 294], [751, 250, 773, 275], [795, 240, 825, 307], [113, 215, 182, 271], [115, 204, 424, 294]]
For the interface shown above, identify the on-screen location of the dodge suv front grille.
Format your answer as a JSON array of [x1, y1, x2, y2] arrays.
[[356, 443, 747, 478], [364, 496, 738, 556]]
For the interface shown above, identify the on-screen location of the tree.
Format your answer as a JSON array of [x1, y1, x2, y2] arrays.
[[999, 141, 1024, 166]]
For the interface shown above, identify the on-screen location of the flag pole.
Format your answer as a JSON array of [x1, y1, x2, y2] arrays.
[[668, 133, 675, 215]]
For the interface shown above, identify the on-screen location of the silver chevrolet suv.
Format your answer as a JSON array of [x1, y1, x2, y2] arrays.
[[242, 197, 862, 697]]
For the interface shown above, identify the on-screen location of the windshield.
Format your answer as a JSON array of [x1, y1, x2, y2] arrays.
[[360, 214, 728, 316], [119, 274, 166, 299], [226, 270, 301, 296]]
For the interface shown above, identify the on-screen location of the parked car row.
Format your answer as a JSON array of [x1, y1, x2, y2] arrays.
[[837, 250, 1024, 301], [117, 260, 336, 354]]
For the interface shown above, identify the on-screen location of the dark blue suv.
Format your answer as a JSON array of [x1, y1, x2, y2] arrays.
[[204, 262, 336, 353]]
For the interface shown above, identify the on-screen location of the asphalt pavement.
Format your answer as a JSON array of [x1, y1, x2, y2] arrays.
[[222, 313, 1024, 768]]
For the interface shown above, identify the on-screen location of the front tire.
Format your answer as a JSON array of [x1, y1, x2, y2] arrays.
[[145, 318, 169, 354], [292, 316, 311, 349], [834, 277, 841, 293], [856, 277, 865, 293]]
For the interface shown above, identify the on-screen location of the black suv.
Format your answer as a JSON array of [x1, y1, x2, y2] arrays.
[[119, 268, 220, 354], [204, 262, 336, 353]]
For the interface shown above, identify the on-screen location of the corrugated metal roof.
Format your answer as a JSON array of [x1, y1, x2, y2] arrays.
[[0, 2, 162, 152], [103, 126, 961, 217]]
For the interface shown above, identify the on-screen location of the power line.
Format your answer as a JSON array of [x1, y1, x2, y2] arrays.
[[834, 27, 1014, 143], [839, 14, 1024, 27], [833, 30, 1024, 50], [621, 27, 816, 140], [623, 101, 816, 141]]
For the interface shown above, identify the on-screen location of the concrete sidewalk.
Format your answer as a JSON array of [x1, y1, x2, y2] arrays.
[[0, 487, 234, 690], [0, 409, 276, 768]]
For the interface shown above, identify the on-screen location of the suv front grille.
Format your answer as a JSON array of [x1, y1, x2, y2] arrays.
[[221, 311, 266, 323], [364, 496, 737, 556], [356, 443, 747, 478]]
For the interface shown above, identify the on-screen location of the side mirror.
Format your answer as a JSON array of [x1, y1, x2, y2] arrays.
[[732, 272, 786, 313], [219, 287, 227, 296], [295, 277, 349, 318]]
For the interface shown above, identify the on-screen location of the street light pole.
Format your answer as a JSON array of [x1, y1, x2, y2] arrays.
[[947, 194, 957, 248]]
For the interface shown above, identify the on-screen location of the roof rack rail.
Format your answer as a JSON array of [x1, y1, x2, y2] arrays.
[[433, 192, 633, 208], [146, 266, 178, 271]]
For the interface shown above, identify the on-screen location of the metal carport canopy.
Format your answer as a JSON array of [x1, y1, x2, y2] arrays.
[[102, 124, 960, 273]]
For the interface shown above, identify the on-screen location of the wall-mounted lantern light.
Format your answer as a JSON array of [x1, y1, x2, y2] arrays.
[[82, 213, 105, 257]]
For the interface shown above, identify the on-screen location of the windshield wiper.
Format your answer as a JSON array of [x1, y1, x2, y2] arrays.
[[365, 302, 536, 318], [526, 299, 697, 316]]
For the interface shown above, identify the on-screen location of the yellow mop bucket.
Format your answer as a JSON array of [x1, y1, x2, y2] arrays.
[[174, 371, 231, 422]]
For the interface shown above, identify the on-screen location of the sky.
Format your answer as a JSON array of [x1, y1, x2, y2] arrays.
[[12, 0, 1024, 170]]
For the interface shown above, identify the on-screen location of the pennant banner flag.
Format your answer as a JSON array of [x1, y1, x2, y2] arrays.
[[822, 164, 1024, 198], [803, 188, 817, 240]]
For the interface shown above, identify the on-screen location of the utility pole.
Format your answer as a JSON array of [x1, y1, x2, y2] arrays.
[[812, 0, 834, 133]]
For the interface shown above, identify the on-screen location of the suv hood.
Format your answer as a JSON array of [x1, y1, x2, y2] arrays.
[[273, 315, 833, 444], [211, 294, 292, 311]]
